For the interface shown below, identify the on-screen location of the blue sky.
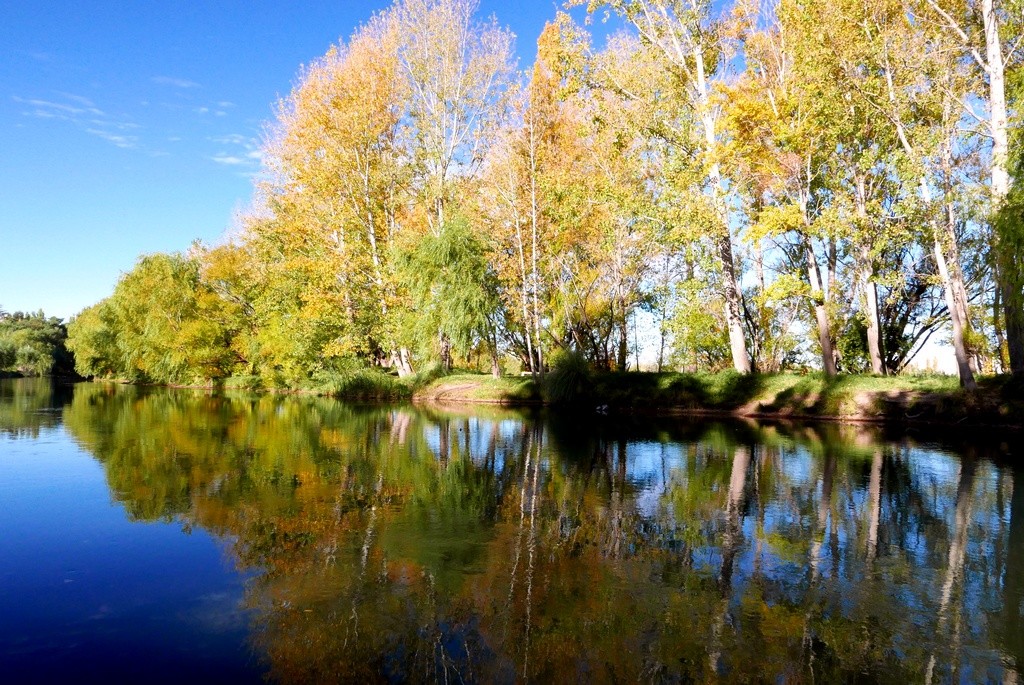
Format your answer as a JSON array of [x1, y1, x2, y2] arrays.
[[0, 1, 585, 320]]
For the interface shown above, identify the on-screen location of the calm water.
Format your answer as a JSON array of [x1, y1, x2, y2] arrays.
[[1, 378, 1022, 683]]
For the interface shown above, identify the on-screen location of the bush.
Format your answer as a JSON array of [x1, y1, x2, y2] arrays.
[[411, 362, 452, 387], [543, 350, 592, 404], [0, 339, 15, 370], [222, 375, 264, 391], [310, 368, 410, 400]]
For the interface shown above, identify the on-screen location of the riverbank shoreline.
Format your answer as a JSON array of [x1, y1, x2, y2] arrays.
[[413, 372, 1024, 429], [72, 371, 1024, 429]]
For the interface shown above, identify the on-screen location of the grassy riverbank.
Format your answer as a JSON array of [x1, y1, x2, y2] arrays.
[[87, 367, 1024, 427], [413, 374, 540, 403], [414, 370, 1024, 427]]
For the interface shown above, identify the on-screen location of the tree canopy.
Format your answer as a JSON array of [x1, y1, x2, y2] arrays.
[[0, 310, 74, 377], [67, 0, 1024, 386]]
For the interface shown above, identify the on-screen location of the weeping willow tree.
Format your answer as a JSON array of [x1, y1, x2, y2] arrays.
[[395, 218, 504, 375], [67, 253, 239, 384]]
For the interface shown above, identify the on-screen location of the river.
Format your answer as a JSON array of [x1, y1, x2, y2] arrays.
[[1, 377, 1021, 683]]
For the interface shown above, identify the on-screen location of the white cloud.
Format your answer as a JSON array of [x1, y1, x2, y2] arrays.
[[13, 95, 103, 117], [210, 133, 247, 144], [207, 133, 262, 169], [14, 93, 146, 150], [54, 92, 97, 108], [211, 154, 246, 166], [89, 119, 139, 130], [86, 128, 138, 149], [152, 76, 201, 89]]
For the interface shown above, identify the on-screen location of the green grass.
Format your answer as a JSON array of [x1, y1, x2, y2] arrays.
[[307, 368, 413, 400], [584, 370, 1022, 425], [414, 373, 540, 403], [220, 375, 264, 391], [217, 367, 1023, 426], [218, 368, 412, 400]]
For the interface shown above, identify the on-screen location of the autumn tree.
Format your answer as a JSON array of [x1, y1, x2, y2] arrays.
[[66, 252, 238, 383], [726, 0, 843, 375], [393, 0, 516, 231], [481, 15, 662, 371], [918, 0, 1024, 374], [251, 14, 412, 376], [584, 0, 753, 373], [237, 0, 517, 376]]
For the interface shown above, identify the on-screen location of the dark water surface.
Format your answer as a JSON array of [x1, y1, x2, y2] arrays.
[[1, 377, 1022, 683]]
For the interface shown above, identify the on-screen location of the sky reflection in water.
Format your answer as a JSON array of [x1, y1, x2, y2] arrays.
[[0, 377, 1021, 683]]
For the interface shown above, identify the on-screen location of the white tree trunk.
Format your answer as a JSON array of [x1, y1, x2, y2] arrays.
[[982, 0, 1024, 374], [855, 176, 885, 374]]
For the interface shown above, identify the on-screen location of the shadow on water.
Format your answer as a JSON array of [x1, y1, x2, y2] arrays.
[[2, 377, 1023, 683]]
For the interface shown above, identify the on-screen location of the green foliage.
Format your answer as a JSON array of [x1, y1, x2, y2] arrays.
[[665, 279, 731, 372], [993, 136, 1024, 352], [66, 302, 120, 378], [836, 317, 870, 374], [67, 252, 239, 384], [396, 218, 504, 365], [543, 349, 593, 403], [0, 339, 16, 371], [743, 279, 805, 372], [221, 375, 264, 391], [308, 365, 411, 400], [411, 361, 453, 386], [0, 310, 73, 377]]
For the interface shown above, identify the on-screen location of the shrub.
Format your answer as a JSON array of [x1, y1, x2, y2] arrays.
[[411, 362, 452, 387], [310, 368, 410, 400], [222, 375, 264, 391], [543, 350, 592, 404]]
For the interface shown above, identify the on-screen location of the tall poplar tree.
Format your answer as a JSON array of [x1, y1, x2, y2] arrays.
[[584, 0, 753, 373], [920, 0, 1023, 374]]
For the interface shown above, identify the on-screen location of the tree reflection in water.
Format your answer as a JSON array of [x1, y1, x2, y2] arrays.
[[46, 382, 1022, 683]]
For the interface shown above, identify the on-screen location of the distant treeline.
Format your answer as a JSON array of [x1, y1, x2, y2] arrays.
[[0, 310, 74, 377], [66, 0, 1024, 389]]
